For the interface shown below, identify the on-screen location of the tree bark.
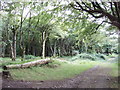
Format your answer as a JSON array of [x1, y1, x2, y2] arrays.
[[11, 30, 17, 61], [118, 30, 120, 62], [13, 30, 16, 60], [10, 42, 14, 60], [53, 41, 56, 57], [42, 31, 47, 58], [21, 47, 25, 61]]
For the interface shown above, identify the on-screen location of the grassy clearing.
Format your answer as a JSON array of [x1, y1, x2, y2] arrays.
[[10, 60, 100, 81]]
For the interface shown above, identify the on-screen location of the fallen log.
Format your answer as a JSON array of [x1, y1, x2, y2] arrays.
[[3, 58, 52, 70]]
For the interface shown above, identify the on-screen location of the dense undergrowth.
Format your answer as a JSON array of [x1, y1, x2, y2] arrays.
[[61, 53, 111, 63], [70, 53, 107, 61]]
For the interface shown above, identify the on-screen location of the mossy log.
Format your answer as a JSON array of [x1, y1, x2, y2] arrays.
[[3, 58, 51, 70]]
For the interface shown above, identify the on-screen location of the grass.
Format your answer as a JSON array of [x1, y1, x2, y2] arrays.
[[109, 63, 118, 77], [98, 61, 118, 77], [1, 53, 118, 81], [0, 57, 42, 66], [106, 62, 119, 88], [0, 57, 42, 73], [10, 60, 99, 81]]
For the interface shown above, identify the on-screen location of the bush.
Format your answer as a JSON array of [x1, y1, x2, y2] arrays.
[[94, 53, 106, 60], [71, 53, 96, 61], [40, 60, 62, 68], [79, 53, 96, 60], [71, 53, 106, 61], [24, 55, 36, 60]]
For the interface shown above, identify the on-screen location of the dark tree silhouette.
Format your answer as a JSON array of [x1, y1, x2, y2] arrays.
[[70, 1, 120, 30]]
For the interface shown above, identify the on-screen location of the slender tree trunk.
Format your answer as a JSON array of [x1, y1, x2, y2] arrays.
[[83, 39, 87, 53], [50, 45, 53, 56], [0, 31, 3, 57], [10, 42, 14, 61], [13, 30, 16, 60], [1, 43, 6, 57], [118, 30, 120, 63], [58, 39, 62, 57], [33, 46, 36, 56], [53, 41, 56, 57], [42, 40, 46, 58], [58, 47, 61, 56], [11, 30, 17, 61], [42, 31, 47, 59], [21, 47, 25, 61]]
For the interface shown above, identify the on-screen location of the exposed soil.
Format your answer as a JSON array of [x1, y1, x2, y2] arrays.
[[2, 65, 118, 89]]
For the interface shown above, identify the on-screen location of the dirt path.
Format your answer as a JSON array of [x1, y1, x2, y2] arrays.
[[2, 65, 118, 88]]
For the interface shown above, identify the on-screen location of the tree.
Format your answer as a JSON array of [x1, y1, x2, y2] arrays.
[[1, 0, 118, 60], [1, 2, 20, 61], [70, 1, 120, 30]]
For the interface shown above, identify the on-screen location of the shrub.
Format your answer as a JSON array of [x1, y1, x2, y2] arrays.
[[94, 53, 106, 60], [79, 53, 96, 60], [24, 55, 36, 60], [70, 53, 96, 61], [40, 60, 63, 68], [71, 53, 106, 61]]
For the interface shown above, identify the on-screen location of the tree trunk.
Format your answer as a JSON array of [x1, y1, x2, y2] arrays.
[[53, 41, 56, 57], [118, 30, 120, 62], [1, 43, 6, 57], [13, 30, 16, 60], [10, 42, 14, 61], [11, 30, 17, 61], [42, 31, 47, 59], [50, 45, 53, 56], [83, 39, 87, 53], [33, 46, 36, 56], [21, 47, 25, 61]]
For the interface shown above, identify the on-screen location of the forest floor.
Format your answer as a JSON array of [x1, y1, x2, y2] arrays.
[[2, 65, 118, 88]]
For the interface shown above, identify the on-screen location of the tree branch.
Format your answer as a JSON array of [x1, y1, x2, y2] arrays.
[[114, 2, 120, 18], [71, 1, 120, 29], [109, 2, 115, 16]]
